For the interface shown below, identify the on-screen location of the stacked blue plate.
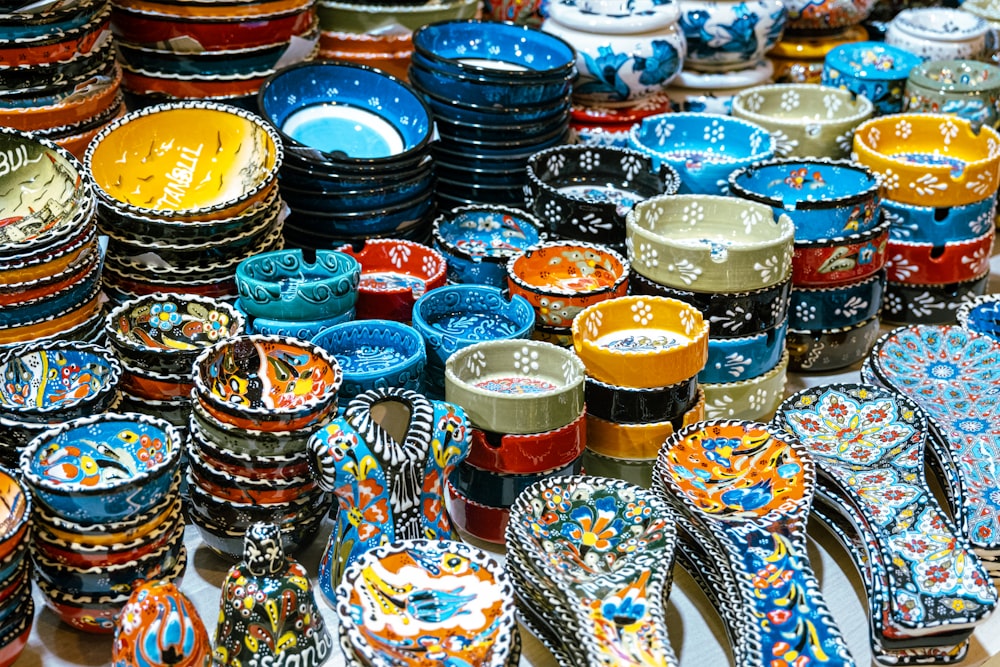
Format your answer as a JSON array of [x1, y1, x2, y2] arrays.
[[257, 60, 438, 248], [408, 20, 576, 210]]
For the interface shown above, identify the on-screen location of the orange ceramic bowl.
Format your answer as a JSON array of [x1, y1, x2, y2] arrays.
[[0, 468, 30, 563]]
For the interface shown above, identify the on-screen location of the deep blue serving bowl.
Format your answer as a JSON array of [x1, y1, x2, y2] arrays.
[[311, 319, 426, 399], [279, 166, 435, 214], [423, 87, 571, 126], [278, 154, 434, 191]]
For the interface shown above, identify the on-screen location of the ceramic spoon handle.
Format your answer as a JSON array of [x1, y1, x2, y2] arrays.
[[720, 522, 856, 667]]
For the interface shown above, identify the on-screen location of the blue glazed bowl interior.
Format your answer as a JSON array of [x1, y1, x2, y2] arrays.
[[311, 319, 426, 388], [825, 42, 922, 81], [630, 113, 772, 162], [731, 161, 878, 208], [259, 62, 433, 161], [435, 206, 544, 259]]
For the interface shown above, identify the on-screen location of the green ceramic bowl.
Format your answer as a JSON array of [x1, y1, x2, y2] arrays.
[[905, 59, 1000, 129]]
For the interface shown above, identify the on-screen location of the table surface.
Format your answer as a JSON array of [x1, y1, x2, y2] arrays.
[[16, 255, 1000, 667]]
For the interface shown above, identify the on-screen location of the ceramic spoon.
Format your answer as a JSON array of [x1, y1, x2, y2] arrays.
[[653, 419, 856, 667], [869, 325, 1000, 561], [775, 383, 997, 637], [506, 475, 680, 667]]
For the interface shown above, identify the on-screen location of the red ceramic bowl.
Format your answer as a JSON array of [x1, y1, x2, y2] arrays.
[[339, 239, 448, 322], [464, 411, 586, 474], [0, 6, 110, 67], [791, 218, 890, 287], [445, 478, 509, 544], [886, 230, 995, 285]]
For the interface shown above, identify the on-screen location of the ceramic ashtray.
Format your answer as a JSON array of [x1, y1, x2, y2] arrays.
[[235, 249, 361, 321], [822, 41, 922, 116], [311, 319, 426, 399], [905, 59, 1000, 130], [957, 293, 1000, 342], [338, 239, 448, 322]]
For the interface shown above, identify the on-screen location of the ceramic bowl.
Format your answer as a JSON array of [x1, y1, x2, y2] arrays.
[[770, 26, 870, 86], [957, 293, 1000, 342], [585, 371, 699, 425], [905, 59, 1000, 129], [882, 273, 991, 325], [0, 467, 29, 563], [626, 193, 795, 293], [117, 359, 193, 402], [279, 166, 434, 215], [311, 319, 426, 398], [0, 342, 120, 422], [189, 500, 325, 559], [185, 471, 329, 531], [665, 60, 776, 114], [701, 349, 789, 420], [585, 386, 704, 459], [729, 158, 881, 242], [731, 84, 874, 158], [19, 412, 182, 523], [571, 295, 710, 389], [792, 216, 890, 287], [257, 60, 432, 169], [85, 100, 282, 221], [524, 144, 681, 248], [187, 426, 311, 482], [284, 189, 435, 237], [0, 596, 30, 663], [783, 0, 874, 32], [886, 228, 995, 285], [822, 42, 923, 116], [318, 0, 480, 33], [851, 113, 1000, 207], [679, 0, 786, 72], [192, 334, 342, 432], [186, 440, 316, 504], [883, 192, 996, 245], [885, 8, 993, 62], [235, 249, 360, 321], [338, 239, 448, 321], [789, 269, 886, 330], [628, 112, 775, 194], [188, 397, 330, 457], [786, 314, 881, 372], [444, 339, 585, 434], [701, 322, 788, 383]]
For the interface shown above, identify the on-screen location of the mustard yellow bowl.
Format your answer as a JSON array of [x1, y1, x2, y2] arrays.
[[571, 295, 709, 389], [852, 113, 1000, 207], [84, 100, 282, 220]]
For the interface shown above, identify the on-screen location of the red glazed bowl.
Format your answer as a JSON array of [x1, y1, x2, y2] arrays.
[[338, 239, 447, 322]]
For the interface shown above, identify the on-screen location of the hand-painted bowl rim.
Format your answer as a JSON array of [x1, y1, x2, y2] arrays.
[[0, 341, 121, 417], [728, 157, 881, 211]]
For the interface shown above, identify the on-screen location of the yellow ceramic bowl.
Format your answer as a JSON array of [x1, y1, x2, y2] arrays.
[[571, 295, 709, 389], [852, 113, 1000, 207], [85, 101, 282, 220], [586, 387, 705, 459]]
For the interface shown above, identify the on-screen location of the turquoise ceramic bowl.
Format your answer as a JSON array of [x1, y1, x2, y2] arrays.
[[235, 249, 360, 321]]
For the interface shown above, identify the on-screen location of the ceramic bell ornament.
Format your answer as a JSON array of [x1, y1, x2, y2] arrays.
[[214, 522, 333, 667], [308, 387, 470, 606], [113, 580, 212, 667]]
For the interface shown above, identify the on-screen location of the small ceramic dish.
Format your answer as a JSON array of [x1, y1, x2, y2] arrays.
[[702, 322, 788, 384], [465, 411, 586, 473], [728, 158, 881, 243], [235, 249, 360, 321], [586, 387, 705, 459], [192, 334, 342, 432], [701, 349, 789, 420], [444, 339, 585, 434], [0, 342, 121, 421], [571, 295, 709, 389], [626, 194, 795, 293], [506, 241, 629, 329], [432, 205, 546, 288], [882, 272, 991, 325], [19, 412, 182, 523], [905, 59, 1000, 129], [786, 315, 882, 372], [311, 319, 426, 399], [338, 239, 448, 322], [85, 100, 282, 220], [0, 467, 29, 563], [791, 216, 890, 287], [585, 372, 699, 425], [957, 294, 1000, 342], [886, 8, 992, 62], [524, 144, 681, 247], [789, 269, 886, 330], [627, 112, 775, 194], [732, 84, 874, 158], [822, 41, 922, 115], [883, 192, 996, 245], [852, 113, 1000, 207], [886, 229, 994, 285]]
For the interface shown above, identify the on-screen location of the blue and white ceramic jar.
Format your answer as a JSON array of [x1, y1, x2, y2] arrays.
[[542, 0, 687, 104], [678, 0, 786, 72]]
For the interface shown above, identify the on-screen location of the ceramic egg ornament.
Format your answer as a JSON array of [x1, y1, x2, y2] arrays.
[[113, 580, 212, 667]]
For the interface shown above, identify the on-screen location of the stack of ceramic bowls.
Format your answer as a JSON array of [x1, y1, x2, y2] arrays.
[[852, 114, 999, 324], [731, 83, 874, 159], [335, 539, 521, 666], [0, 0, 123, 159], [187, 334, 341, 559], [822, 42, 921, 116], [506, 241, 629, 347], [0, 130, 103, 351], [768, 0, 874, 85], [111, 0, 319, 109], [84, 101, 284, 303], [905, 59, 1000, 129], [256, 61, 436, 248], [20, 412, 185, 634], [569, 92, 674, 147], [432, 205, 547, 289], [0, 467, 33, 666], [443, 340, 585, 544], [411, 285, 535, 399], [235, 249, 360, 340], [626, 195, 794, 421], [628, 112, 775, 194], [0, 341, 122, 468], [312, 319, 427, 406], [408, 20, 576, 210], [103, 294, 246, 432], [569, 295, 708, 486], [524, 145, 681, 254], [730, 158, 888, 372]]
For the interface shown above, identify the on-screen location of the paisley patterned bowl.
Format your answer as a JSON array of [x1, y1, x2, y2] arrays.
[[311, 319, 426, 399], [19, 412, 182, 523]]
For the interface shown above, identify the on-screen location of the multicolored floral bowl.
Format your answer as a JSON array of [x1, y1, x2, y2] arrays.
[[905, 58, 1000, 129], [822, 41, 922, 116], [235, 249, 360, 321], [192, 334, 342, 432], [19, 412, 182, 523]]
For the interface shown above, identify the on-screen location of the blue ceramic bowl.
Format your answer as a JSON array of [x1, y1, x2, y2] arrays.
[[700, 322, 788, 384], [883, 193, 996, 244], [411, 285, 535, 395], [432, 205, 546, 288], [279, 167, 435, 214], [408, 53, 573, 108], [294, 189, 437, 237], [311, 319, 426, 399], [957, 294, 1000, 342], [789, 270, 886, 330], [728, 158, 882, 242], [423, 88, 571, 126], [278, 155, 434, 192], [434, 109, 571, 143], [435, 177, 528, 207], [412, 19, 576, 80], [116, 39, 303, 78], [235, 249, 360, 321], [628, 112, 774, 194], [19, 412, 182, 523], [823, 42, 922, 115], [240, 305, 356, 339], [257, 61, 433, 168]]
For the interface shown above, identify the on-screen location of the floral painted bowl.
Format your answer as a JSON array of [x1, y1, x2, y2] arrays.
[[19, 412, 182, 523], [905, 58, 1000, 129], [311, 319, 426, 399], [822, 41, 922, 116], [628, 112, 775, 194], [0, 468, 29, 563], [235, 249, 360, 321], [85, 100, 282, 221], [338, 239, 448, 322], [0, 342, 121, 422], [192, 334, 343, 432], [732, 84, 874, 158]]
